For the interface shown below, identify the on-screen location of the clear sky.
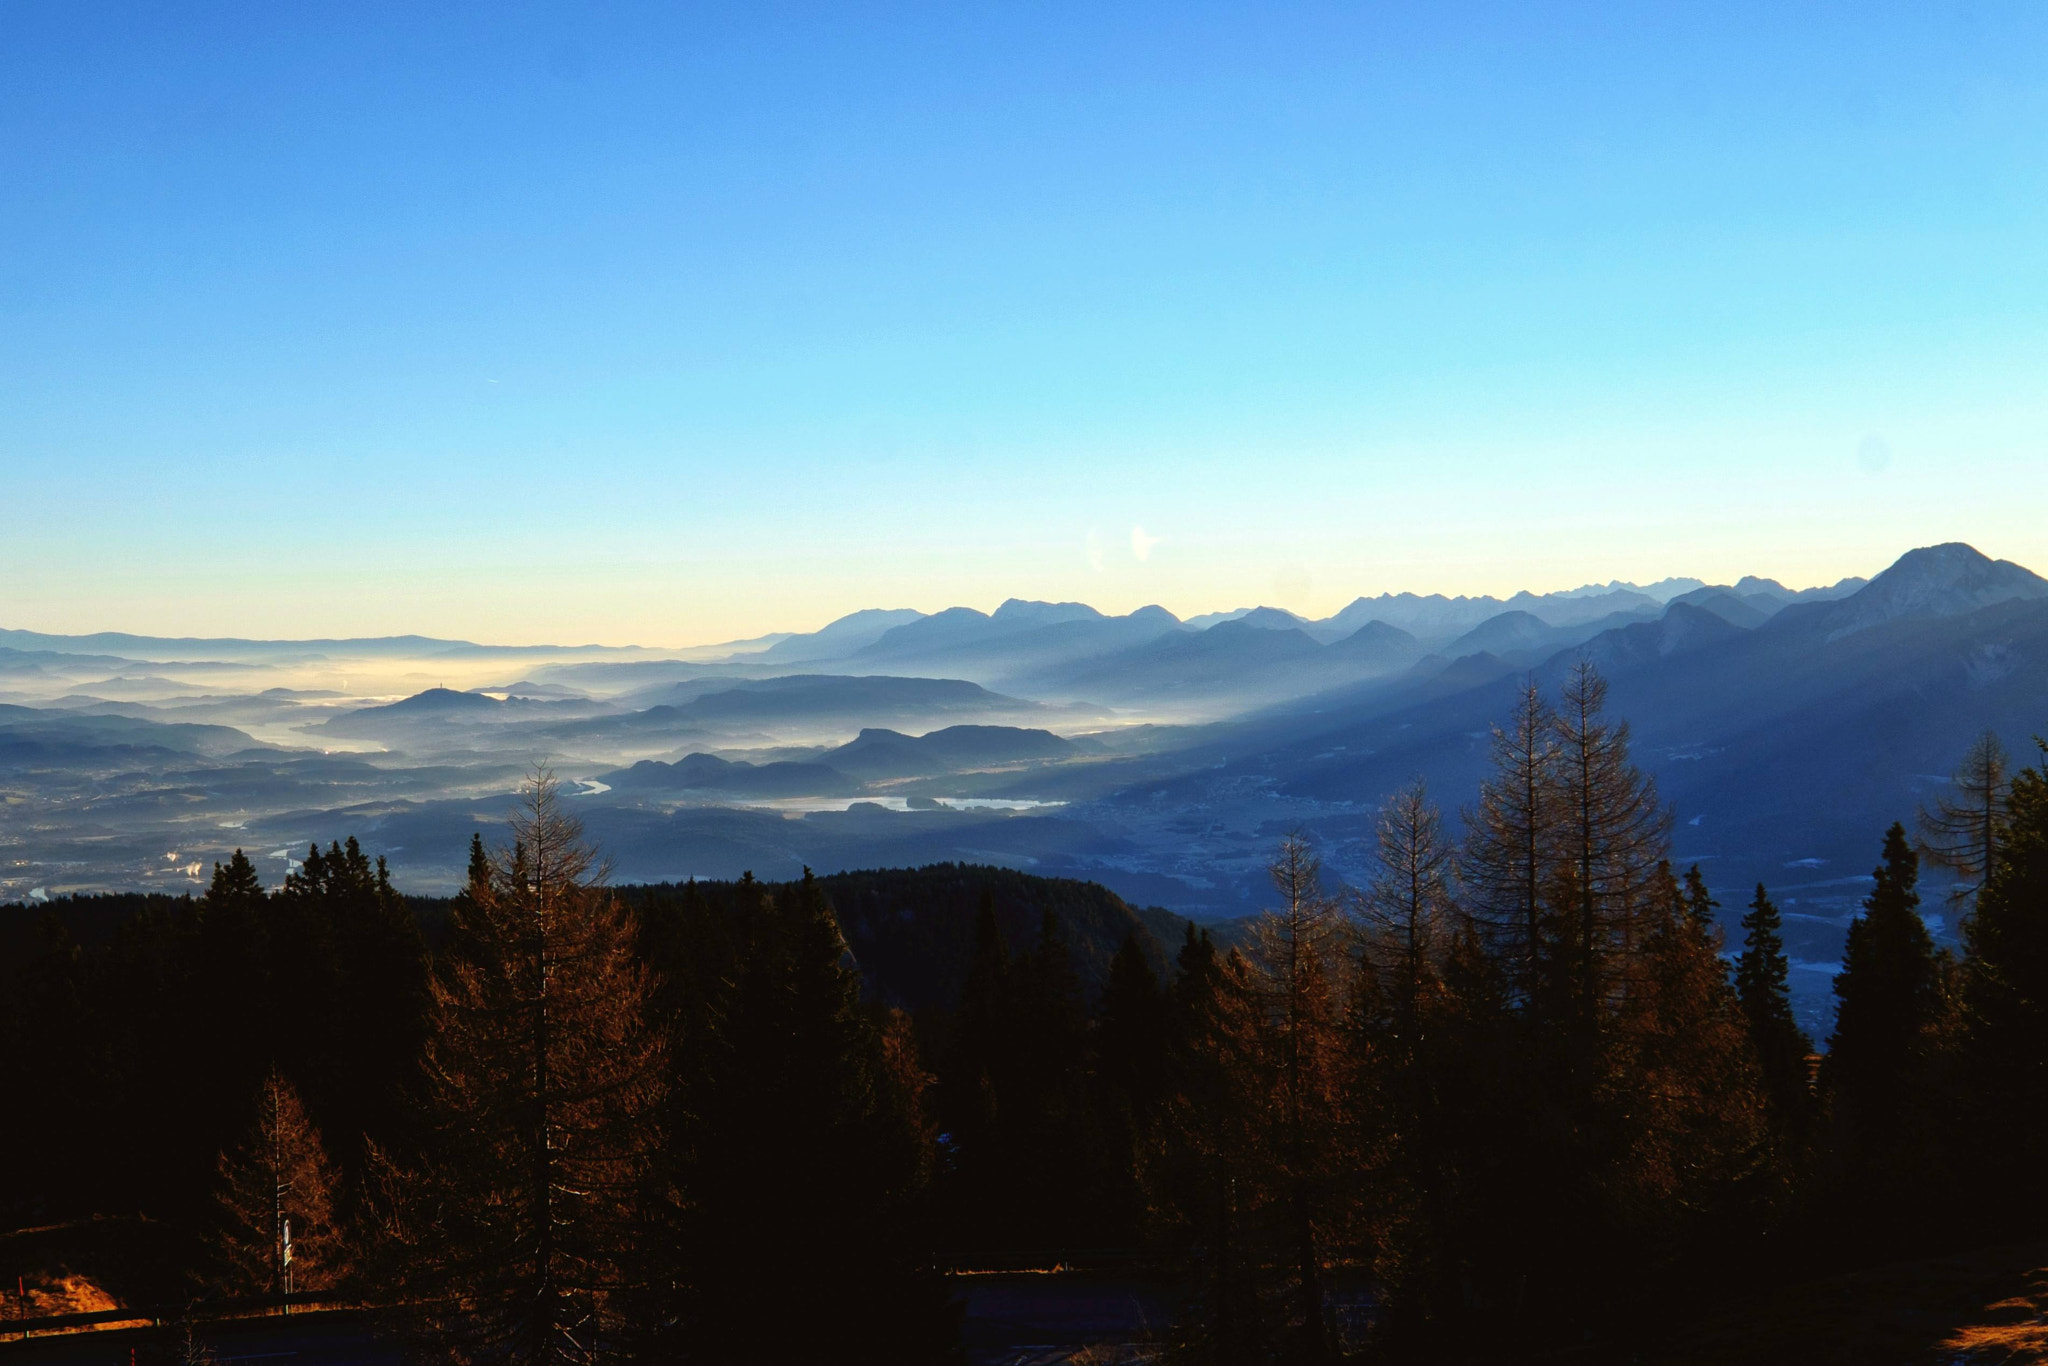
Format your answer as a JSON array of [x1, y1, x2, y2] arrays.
[[3, 2, 2045, 646]]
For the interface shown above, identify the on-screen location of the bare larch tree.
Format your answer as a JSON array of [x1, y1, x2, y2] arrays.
[[1917, 729, 2012, 913], [405, 768, 665, 1365]]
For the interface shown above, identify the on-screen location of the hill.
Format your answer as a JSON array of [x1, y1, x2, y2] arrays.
[[822, 725, 1079, 779], [625, 674, 1041, 723], [621, 864, 1184, 1013]]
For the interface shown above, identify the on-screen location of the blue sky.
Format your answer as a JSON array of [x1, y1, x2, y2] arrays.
[[3, 2, 2045, 644]]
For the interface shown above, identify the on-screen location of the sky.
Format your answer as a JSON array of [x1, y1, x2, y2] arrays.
[[3, 2, 2046, 646]]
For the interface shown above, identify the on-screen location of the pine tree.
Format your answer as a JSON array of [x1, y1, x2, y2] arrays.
[[1094, 931, 1169, 1240], [1918, 730, 2011, 912], [680, 869, 958, 1364], [403, 770, 665, 1364], [937, 890, 1014, 1246], [1098, 931, 1167, 1113], [1680, 865, 1718, 932], [1609, 867, 1772, 1293], [180, 851, 275, 1231], [1406, 917, 1517, 1344], [270, 838, 424, 1169], [1958, 745, 2048, 1219], [1150, 927, 1267, 1364], [1461, 682, 1559, 999], [1826, 823, 1939, 1148], [1735, 883, 1813, 1134], [1008, 906, 1101, 1247], [0, 917, 99, 1223], [206, 1067, 349, 1297]]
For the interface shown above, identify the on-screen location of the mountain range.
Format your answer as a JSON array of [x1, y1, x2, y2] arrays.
[[2, 543, 2038, 1034]]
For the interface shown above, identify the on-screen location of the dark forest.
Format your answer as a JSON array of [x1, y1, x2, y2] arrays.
[[5, 661, 2047, 1363]]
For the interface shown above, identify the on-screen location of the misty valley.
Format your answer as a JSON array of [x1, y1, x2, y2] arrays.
[[5, 542, 2043, 1037]]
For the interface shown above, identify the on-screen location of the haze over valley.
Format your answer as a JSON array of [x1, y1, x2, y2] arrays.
[[8, 541, 2042, 1032]]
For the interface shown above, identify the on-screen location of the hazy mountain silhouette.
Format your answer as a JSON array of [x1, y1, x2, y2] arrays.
[[629, 674, 1044, 724], [1324, 619, 1427, 666], [1790, 542, 2048, 641], [821, 724, 1078, 779], [0, 702, 260, 762], [758, 608, 926, 662]]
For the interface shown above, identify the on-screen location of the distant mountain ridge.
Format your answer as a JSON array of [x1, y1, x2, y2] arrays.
[[1791, 543, 2048, 641], [754, 574, 1868, 679]]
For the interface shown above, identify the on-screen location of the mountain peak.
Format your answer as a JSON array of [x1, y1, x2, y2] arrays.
[[991, 599, 1105, 626], [1233, 606, 1312, 631], [386, 686, 500, 712], [1814, 543, 2048, 639]]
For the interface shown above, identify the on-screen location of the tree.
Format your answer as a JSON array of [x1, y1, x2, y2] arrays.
[[1958, 745, 2048, 1220], [1094, 931, 1170, 1240], [206, 1067, 349, 1297], [1680, 865, 1718, 932], [1609, 867, 1773, 1294], [1734, 883, 1813, 1135], [1361, 780, 1454, 1048], [679, 869, 958, 1364], [179, 852, 277, 1231], [1149, 926, 1267, 1364], [1826, 824, 1939, 1147], [1462, 682, 1559, 998], [1820, 820, 1960, 1264], [1546, 660, 1670, 1025], [1249, 833, 1347, 1363], [1918, 730, 2011, 912], [0, 916, 100, 1223], [936, 891, 1014, 1246], [275, 838, 430, 1168], [403, 769, 665, 1364]]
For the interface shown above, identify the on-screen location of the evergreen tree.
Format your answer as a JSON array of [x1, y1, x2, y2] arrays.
[[1958, 745, 2048, 1220], [1826, 823, 1939, 1146], [679, 869, 958, 1364], [1680, 865, 1718, 932], [206, 1067, 350, 1297], [1819, 822, 1961, 1260], [1150, 926, 1267, 1364], [1735, 883, 1813, 1134], [1009, 906, 1102, 1246], [936, 890, 1015, 1246], [1609, 867, 1772, 1299], [1094, 931, 1170, 1239], [97, 900, 192, 1220], [179, 851, 276, 1231], [1097, 931, 1167, 1112], [0, 916, 100, 1223], [402, 770, 666, 1364], [934, 897, 1103, 1251], [1405, 917, 1517, 1348]]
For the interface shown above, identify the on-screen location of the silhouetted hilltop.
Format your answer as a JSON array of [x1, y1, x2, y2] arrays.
[[822, 724, 1079, 779]]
